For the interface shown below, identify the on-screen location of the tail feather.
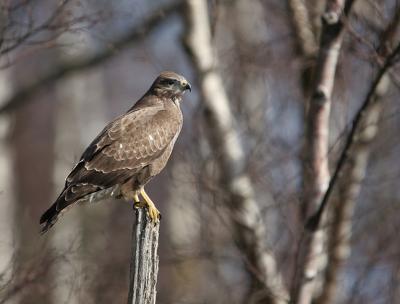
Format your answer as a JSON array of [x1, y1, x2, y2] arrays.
[[39, 184, 99, 234], [40, 202, 60, 234]]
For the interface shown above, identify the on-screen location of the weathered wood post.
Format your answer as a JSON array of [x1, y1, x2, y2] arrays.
[[127, 207, 160, 304]]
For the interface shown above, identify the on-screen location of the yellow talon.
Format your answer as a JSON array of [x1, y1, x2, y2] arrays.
[[140, 188, 161, 222]]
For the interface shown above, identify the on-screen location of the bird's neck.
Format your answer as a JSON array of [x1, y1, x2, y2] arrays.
[[152, 88, 182, 99], [148, 90, 183, 107], [129, 92, 182, 113], [171, 96, 182, 108]]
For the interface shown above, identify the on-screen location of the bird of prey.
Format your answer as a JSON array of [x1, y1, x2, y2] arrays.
[[40, 71, 191, 233]]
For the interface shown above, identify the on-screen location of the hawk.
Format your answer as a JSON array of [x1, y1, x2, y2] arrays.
[[40, 71, 191, 233]]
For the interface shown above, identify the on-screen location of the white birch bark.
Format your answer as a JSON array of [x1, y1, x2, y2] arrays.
[[183, 1, 288, 303], [316, 8, 399, 301], [308, 0, 326, 39], [288, 0, 318, 57], [293, 1, 354, 303], [0, 9, 17, 303], [0, 70, 16, 304], [316, 77, 388, 304]]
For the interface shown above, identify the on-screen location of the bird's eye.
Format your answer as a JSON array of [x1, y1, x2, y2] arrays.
[[167, 80, 175, 85]]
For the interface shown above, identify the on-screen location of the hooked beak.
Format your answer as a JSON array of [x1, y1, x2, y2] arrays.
[[181, 81, 192, 92]]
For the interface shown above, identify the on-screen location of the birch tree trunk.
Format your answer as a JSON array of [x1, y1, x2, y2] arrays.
[[183, 1, 288, 303], [293, 1, 355, 303], [0, 70, 15, 304], [316, 78, 387, 304], [315, 9, 400, 302], [0, 11, 14, 289], [288, 0, 318, 58]]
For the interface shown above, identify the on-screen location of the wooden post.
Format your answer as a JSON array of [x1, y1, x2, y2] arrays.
[[127, 207, 160, 304]]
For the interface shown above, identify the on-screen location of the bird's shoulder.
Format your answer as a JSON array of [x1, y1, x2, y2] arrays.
[[82, 99, 162, 154], [109, 95, 182, 142]]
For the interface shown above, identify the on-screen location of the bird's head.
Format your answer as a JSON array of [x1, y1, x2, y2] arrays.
[[150, 71, 191, 98]]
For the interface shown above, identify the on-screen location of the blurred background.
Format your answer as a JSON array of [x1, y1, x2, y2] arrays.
[[0, 0, 399, 303]]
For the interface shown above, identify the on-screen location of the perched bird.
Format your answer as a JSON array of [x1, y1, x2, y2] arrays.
[[40, 71, 191, 233]]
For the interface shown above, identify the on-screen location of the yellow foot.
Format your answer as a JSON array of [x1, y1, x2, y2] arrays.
[[140, 188, 161, 223]]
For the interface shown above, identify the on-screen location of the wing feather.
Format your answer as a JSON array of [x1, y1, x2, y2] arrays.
[[58, 100, 181, 211]]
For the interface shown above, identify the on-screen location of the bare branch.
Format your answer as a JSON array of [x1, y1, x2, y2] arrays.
[[0, 244, 78, 304], [127, 208, 160, 304], [183, 1, 289, 303], [0, 0, 105, 60], [0, 0, 184, 115], [0, 0, 71, 55]]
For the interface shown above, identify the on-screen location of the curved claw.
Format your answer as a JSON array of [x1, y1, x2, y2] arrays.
[[140, 188, 161, 223], [147, 204, 161, 223]]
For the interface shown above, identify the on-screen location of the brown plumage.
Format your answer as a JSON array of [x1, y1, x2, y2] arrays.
[[40, 71, 191, 233]]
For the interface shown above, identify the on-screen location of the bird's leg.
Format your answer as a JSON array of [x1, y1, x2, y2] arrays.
[[140, 188, 161, 222], [121, 181, 143, 208], [132, 191, 146, 208]]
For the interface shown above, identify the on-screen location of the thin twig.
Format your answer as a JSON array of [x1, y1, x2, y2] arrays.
[[0, 0, 184, 115]]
